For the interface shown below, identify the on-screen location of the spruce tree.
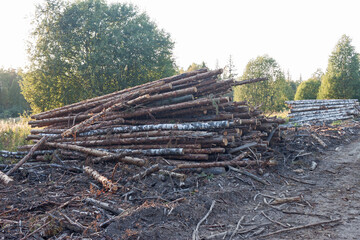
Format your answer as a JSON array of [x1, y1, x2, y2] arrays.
[[318, 35, 360, 100]]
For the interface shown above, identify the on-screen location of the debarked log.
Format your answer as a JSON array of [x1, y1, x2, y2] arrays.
[[83, 166, 118, 192]]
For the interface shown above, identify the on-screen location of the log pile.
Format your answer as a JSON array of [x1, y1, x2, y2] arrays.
[[1, 68, 285, 184], [286, 99, 360, 124]]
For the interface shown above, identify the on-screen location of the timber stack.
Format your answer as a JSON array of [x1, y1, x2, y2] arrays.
[[286, 99, 360, 124], [2, 68, 285, 171]]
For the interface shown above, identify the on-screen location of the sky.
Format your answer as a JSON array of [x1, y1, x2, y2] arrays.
[[1, 0, 360, 80]]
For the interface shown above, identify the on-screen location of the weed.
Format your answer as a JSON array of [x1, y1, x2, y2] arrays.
[[331, 120, 342, 126], [0, 118, 31, 152]]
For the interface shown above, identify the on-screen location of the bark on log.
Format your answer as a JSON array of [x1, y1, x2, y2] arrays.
[[79, 120, 232, 136], [164, 154, 209, 161], [99, 143, 202, 150], [176, 152, 249, 169], [289, 104, 356, 113], [128, 164, 160, 181], [117, 96, 230, 119], [92, 154, 146, 166], [59, 135, 218, 147], [84, 198, 124, 214], [232, 77, 268, 86], [169, 69, 223, 87], [46, 142, 110, 157], [0, 170, 14, 185], [6, 136, 49, 176], [62, 94, 151, 137], [83, 166, 118, 192], [286, 99, 358, 105], [228, 142, 259, 154], [56, 130, 213, 142], [148, 94, 194, 107]]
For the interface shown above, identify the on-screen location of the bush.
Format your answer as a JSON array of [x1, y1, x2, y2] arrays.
[[294, 78, 321, 100]]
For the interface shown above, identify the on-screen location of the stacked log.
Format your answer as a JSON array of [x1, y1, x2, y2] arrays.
[[7, 68, 284, 169], [286, 99, 360, 124]]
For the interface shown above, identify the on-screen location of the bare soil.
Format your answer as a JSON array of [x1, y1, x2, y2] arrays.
[[1, 121, 360, 239]]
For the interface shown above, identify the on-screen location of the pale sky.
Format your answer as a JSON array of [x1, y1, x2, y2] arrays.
[[1, 0, 360, 80]]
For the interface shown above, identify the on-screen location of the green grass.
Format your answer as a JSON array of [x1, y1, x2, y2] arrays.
[[0, 118, 31, 152], [267, 110, 290, 123]]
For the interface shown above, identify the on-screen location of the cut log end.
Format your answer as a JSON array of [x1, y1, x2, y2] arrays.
[[0, 171, 14, 185]]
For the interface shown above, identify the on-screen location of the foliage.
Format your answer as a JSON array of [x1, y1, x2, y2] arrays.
[[177, 62, 207, 74], [0, 118, 31, 152], [233, 55, 288, 112], [283, 80, 297, 101], [0, 69, 30, 118], [295, 78, 321, 100], [318, 35, 360, 100], [21, 0, 176, 112]]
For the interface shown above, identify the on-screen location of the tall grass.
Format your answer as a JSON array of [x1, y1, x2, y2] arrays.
[[0, 118, 31, 151]]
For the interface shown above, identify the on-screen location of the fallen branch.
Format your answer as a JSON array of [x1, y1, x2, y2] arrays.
[[84, 197, 124, 215], [192, 200, 216, 240], [59, 212, 86, 233], [128, 164, 160, 181], [228, 166, 269, 185], [20, 221, 51, 240], [261, 211, 288, 228], [259, 218, 341, 238], [311, 133, 327, 148], [229, 215, 245, 240], [270, 196, 302, 205]]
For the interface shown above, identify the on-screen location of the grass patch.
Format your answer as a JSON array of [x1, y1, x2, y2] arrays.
[[0, 117, 31, 152], [266, 110, 290, 123]]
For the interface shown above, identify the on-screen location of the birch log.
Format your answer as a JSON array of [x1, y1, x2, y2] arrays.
[[0, 171, 14, 185]]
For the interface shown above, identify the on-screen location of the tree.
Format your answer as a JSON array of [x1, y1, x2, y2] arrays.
[[295, 69, 323, 100], [0, 69, 29, 117], [282, 70, 299, 101], [294, 78, 321, 100], [318, 35, 360, 100], [234, 55, 288, 112], [223, 55, 237, 79], [21, 0, 176, 112]]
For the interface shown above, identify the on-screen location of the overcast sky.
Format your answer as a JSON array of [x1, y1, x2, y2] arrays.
[[1, 0, 360, 80]]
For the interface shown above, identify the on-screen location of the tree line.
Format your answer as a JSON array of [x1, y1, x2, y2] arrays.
[[234, 35, 360, 112], [0, 69, 29, 118], [1, 0, 359, 116]]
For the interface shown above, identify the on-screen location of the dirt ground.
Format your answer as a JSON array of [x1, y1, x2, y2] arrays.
[[1, 121, 360, 239]]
